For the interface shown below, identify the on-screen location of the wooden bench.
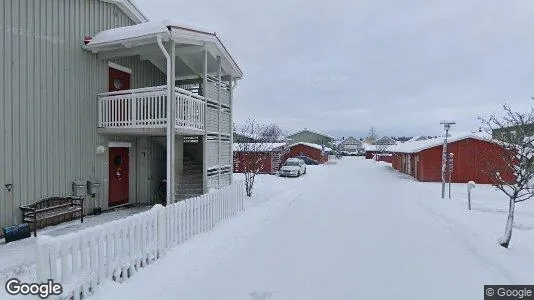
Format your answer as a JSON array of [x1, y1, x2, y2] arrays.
[[20, 197, 84, 237]]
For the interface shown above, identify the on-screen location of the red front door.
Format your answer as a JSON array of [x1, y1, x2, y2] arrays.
[[108, 147, 130, 206]]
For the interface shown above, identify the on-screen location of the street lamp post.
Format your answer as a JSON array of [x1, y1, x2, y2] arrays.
[[440, 120, 455, 198]]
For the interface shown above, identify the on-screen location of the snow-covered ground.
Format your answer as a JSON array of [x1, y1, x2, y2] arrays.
[[81, 157, 533, 300], [0, 205, 152, 299]]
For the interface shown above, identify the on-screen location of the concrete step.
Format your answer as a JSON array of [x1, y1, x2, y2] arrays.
[[183, 172, 202, 177], [183, 164, 201, 168], [180, 181, 202, 186], [178, 178, 202, 186], [178, 182, 203, 189], [183, 165, 202, 171], [182, 172, 202, 176], [177, 187, 203, 194], [175, 193, 203, 200]]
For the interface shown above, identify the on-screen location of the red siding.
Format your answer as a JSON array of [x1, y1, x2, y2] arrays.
[[375, 154, 393, 163], [233, 151, 273, 174], [391, 138, 514, 184], [288, 144, 328, 164], [365, 151, 377, 159]]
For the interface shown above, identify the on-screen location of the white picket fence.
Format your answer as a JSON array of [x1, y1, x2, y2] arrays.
[[36, 181, 245, 300]]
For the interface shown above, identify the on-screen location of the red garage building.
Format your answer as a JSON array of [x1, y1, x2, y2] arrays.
[[390, 133, 513, 184], [233, 143, 289, 174], [288, 142, 329, 164]]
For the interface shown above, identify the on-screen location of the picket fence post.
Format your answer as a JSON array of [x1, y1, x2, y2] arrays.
[[155, 204, 167, 257]]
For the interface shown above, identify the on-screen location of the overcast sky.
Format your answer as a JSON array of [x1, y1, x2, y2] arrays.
[[136, 0, 534, 138]]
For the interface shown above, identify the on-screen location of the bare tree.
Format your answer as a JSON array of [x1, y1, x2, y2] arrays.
[[235, 120, 282, 197], [259, 123, 284, 142], [479, 102, 534, 248]]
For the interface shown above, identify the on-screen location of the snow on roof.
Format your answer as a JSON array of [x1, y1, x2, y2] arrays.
[[233, 143, 287, 152], [407, 135, 426, 142], [375, 136, 397, 145], [87, 21, 170, 46], [289, 142, 332, 152], [390, 132, 493, 154], [105, 0, 148, 24], [287, 129, 335, 140], [363, 144, 377, 151], [162, 19, 216, 35], [338, 137, 361, 146], [85, 20, 242, 78]]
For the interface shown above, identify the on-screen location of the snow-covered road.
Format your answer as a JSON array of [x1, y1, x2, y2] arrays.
[[93, 158, 534, 300]]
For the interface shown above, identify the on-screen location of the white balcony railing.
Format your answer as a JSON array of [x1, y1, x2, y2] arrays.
[[206, 76, 231, 106], [98, 86, 206, 131], [174, 87, 205, 130]]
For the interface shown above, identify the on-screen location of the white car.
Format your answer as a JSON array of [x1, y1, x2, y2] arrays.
[[279, 158, 307, 177]]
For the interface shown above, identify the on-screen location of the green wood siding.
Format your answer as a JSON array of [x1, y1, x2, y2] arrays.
[[287, 131, 333, 146]]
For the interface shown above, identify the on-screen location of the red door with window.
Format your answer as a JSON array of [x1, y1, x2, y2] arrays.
[[109, 67, 131, 92], [108, 147, 129, 206]]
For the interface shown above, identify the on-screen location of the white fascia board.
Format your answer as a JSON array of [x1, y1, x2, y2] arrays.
[[170, 28, 242, 79], [101, 0, 149, 24], [108, 61, 132, 74]]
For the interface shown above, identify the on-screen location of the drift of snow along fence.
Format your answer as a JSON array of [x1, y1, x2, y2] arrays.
[[36, 181, 245, 300]]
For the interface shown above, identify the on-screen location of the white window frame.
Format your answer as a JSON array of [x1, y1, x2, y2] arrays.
[[108, 61, 132, 74], [109, 141, 132, 148]]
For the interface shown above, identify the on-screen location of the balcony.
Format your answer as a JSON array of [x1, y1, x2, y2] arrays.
[[98, 86, 206, 135]]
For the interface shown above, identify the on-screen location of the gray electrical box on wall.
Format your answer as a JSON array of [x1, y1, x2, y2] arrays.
[[72, 181, 87, 197], [87, 179, 101, 197]]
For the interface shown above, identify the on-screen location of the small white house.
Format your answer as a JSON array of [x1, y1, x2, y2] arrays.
[[337, 137, 364, 154]]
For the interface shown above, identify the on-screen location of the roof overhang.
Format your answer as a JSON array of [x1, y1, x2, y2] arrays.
[[390, 133, 494, 154], [84, 21, 243, 79], [101, 0, 149, 24]]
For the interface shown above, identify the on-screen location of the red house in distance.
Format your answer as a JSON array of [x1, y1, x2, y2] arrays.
[[233, 143, 289, 174], [389, 133, 514, 184], [287, 142, 330, 164]]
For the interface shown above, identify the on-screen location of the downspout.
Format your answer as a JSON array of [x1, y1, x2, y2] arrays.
[[202, 45, 208, 193], [228, 76, 234, 184], [157, 35, 173, 206]]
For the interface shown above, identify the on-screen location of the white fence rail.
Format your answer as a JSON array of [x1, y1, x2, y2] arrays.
[[98, 85, 206, 131], [36, 181, 245, 300]]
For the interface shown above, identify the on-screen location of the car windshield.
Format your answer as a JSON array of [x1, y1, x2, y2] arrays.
[[284, 161, 300, 166]]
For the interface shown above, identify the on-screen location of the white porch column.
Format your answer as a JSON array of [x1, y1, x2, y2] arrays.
[[202, 45, 208, 193], [169, 41, 176, 203], [217, 56, 222, 188], [229, 76, 234, 184]]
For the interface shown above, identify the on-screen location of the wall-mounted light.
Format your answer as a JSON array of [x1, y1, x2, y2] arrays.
[[96, 146, 106, 155]]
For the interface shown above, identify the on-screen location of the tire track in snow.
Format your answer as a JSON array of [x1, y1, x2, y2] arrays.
[[414, 200, 517, 283]]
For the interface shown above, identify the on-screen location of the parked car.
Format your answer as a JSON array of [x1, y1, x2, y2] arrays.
[[295, 155, 319, 165], [279, 158, 307, 177]]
